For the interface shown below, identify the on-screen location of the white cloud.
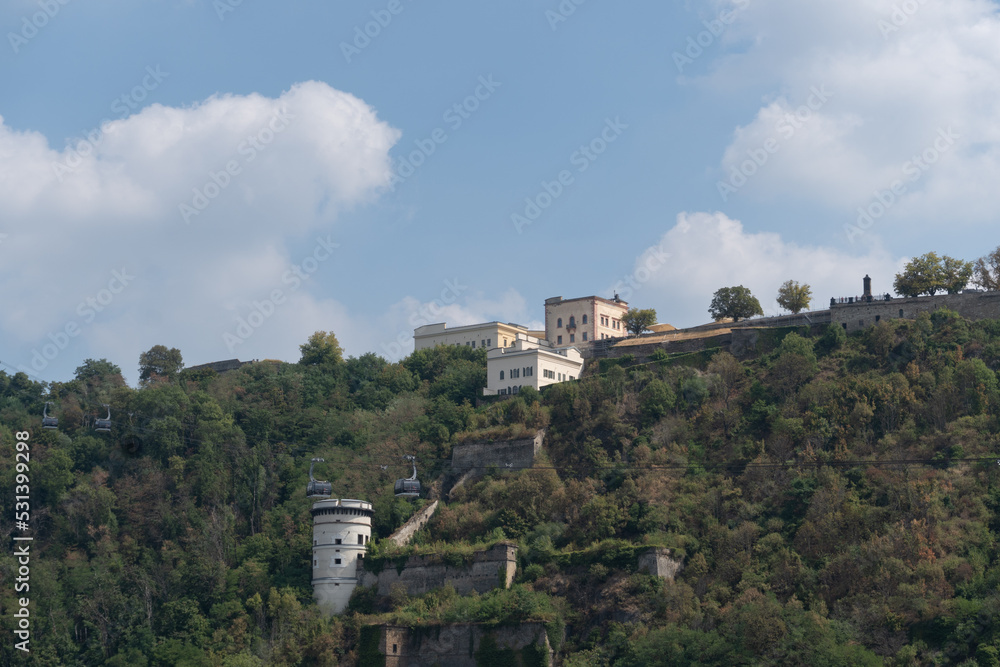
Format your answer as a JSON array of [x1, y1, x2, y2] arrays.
[[706, 0, 1000, 233], [0, 81, 401, 381], [627, 211, 904, 327]]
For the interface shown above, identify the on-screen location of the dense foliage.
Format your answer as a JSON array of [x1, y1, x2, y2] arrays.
[[2, 311, 1000, 665]]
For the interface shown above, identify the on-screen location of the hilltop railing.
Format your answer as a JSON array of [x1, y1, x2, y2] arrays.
[[830, 294, 892, 306]]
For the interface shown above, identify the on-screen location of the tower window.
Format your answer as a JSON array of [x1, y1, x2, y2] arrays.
[[335, 538, 342, 544], [335, 558, 342, 565]]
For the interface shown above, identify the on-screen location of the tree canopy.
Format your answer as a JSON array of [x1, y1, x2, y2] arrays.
[[75, 358, 123, 382], [775, 280, 812, 314], [709, 285, 764, 322], [972, 245, 1000, 291], [621, 308, 657, 336], [138, 345, 184, 384], [893, 251, 973, 297], [298, 331, 344, 367]]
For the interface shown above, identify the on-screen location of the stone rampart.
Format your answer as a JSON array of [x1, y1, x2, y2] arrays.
[[373, 622, 553, 667], [451, 430, 543, 473], [360, 542, 517, 597], [831, 290, 1000, 333]]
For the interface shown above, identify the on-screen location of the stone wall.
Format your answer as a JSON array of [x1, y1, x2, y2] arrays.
[[451, 430, 543, 474], [637, 547, 683, 580], [360, 542, 517, 597], [831, 290, 1000, 333], [373, 622, 553, 667], [387, 500, 439, 547]]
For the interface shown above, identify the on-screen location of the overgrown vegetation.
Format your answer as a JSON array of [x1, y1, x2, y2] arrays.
[[3, 312, 1000, 665]]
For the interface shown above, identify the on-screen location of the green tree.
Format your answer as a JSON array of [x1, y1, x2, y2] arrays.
[[942, 255, 974, 294], [298, 331, 343, 367], [775, 280, 812, 313], [972, 245, 1000, 291], [75, 358, 123, 382], [621, 308, 657, 336], [709, 285, 764, 322], [893, 252, 972, 296], [138, 345, 184, 384]]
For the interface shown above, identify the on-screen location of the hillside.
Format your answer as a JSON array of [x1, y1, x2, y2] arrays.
[[2, 309, 1000, 666]]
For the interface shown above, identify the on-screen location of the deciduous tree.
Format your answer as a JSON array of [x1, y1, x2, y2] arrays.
[[298, 331, 343, 367], [893, 252, 972, 296], [776, 280, 812, 313], [621, 308, 657, 336], [709, 286, 764, 322], [139, 345, 184, 384], [972, 245, 1000, 291]]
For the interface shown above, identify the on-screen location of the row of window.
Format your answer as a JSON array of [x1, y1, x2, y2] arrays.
[[313, 534, 369, 546], [500, 366, 534, 380], [556, 332, 590, 345], [314, 548, 366, 568], [556, 315, 590, 328], [542, 369, 573, 381], [461, 338, 493, 349], [601, 316, 622, 330]]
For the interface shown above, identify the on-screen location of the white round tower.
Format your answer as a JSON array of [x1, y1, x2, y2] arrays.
[[311, 498, 373, 614]]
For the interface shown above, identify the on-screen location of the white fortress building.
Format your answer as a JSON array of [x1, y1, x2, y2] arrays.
[[484, 335, 584, 396], [414, 321, 532, 352], [544, 295, 629, 346], [311, 498, 373, 614]]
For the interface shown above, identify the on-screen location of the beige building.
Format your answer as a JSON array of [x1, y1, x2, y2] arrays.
[[544, 295, 629, 347], [414, 321, 530, 352], [484, 335, 584, 396], [312, 498, 372, 615]]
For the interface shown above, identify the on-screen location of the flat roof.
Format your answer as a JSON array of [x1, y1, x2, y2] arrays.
[[544, 295, 629, 308], [414, 321, 529, 336]]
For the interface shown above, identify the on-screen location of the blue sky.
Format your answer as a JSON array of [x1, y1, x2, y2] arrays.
[[2, 0, 999, 384]]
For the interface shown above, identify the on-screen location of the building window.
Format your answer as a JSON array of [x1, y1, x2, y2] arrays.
[[393, 644, 398, 654], [557, 317, 562, 328], [358, 535, 364, 544], [899, 309, 904, 317], [335, 538, 342, 544], [313, 560, 317, 567], [472, 341, 476, 348], [557, 335, 563, 344], [582, 332, 588, 341], [569, 334, 575, 342], [569, 376, 575, 381], [859, 320, 864, 326], [335, 558, 342, 565], [875, 315, 880, 322], [842, 323, 847, 330], [583, 315, 588, 324], [487, 338, 492, 347], [500, 370, 504, 380], [503, 338, 508, 346], [569, 316, 576, 327]]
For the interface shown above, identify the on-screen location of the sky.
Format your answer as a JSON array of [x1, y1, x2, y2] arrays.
[[1, 0, 999, 385]]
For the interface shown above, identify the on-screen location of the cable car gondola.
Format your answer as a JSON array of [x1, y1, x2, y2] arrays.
[[394, 455, 421, 498], [42, 401, 58, 429], [94, 404, 112, 433], [307, 458, 332, 498]]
